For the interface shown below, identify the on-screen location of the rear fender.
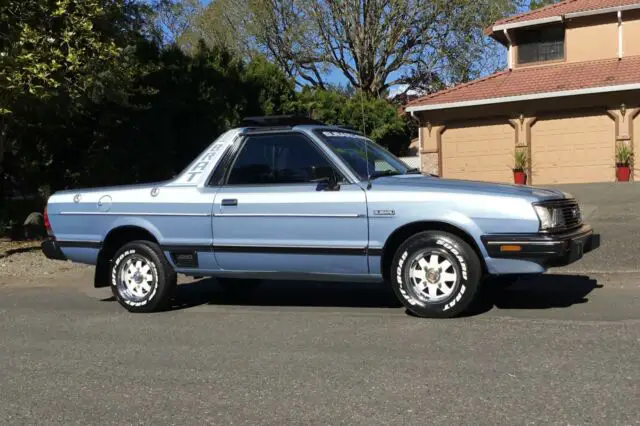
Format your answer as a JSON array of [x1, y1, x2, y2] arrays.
[[94, 218, 164, 288]]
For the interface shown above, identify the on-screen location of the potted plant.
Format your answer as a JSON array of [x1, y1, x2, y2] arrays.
[[513, 149, 527, 185], [615, 144, 633, 182]]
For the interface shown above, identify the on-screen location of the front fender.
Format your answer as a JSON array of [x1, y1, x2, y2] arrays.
[[369, 208, 489, 258]]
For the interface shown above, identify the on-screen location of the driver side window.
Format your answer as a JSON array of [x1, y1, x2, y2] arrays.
[[226, 133, 343, 185]]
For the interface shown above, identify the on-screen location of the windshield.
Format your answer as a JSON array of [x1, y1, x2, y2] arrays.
[[315, 129, 418, 180]]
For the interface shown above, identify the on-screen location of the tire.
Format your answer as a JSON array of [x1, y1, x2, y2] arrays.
[[110, 240, 176, 313], [138, 241, 178, 298], [390, 231, 482, 318], [217, 278, 262, 293]]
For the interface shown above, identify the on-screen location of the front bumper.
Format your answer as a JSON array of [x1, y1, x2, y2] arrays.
[[481, 224, 600, 268], [41, 239, 67, 261]]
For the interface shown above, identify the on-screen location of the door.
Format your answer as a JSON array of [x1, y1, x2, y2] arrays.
[[441, 121, 514, 183], [212, 131, 369, 276], [531, 112, 614, 184]]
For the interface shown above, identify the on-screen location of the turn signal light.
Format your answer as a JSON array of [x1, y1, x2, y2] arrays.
[[500, 245, 522, 252]]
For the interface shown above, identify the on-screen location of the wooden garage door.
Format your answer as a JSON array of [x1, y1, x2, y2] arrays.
[[531, 112, 614, 184], [441, 122, 514, 183]]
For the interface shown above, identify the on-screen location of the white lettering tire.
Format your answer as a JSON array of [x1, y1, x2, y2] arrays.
[[110, 240, 176, 313], [390, 231, 482, 318]]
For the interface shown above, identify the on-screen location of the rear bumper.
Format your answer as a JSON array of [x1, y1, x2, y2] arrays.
[[41, 239, 67, 261], [481, 224, 600, 268]]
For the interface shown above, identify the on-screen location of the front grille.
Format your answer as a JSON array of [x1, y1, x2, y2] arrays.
[[538, 198, 583, 232]]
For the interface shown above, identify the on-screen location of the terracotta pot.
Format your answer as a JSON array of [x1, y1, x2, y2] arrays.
[[513, 170, 527, 185], [616, 165, 631, 182]]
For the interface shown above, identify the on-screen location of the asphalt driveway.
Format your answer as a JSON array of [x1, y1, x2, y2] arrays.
[[0, 280, 639, 425], [544, 182, 640, 275]]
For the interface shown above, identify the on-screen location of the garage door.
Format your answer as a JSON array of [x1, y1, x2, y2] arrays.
[[441, 122, 514, 183], [531, 112, 614, 184]]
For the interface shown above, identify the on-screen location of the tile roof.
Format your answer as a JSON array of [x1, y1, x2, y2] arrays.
[[405, 56, 640, 109], [493, 0, 640, 28]]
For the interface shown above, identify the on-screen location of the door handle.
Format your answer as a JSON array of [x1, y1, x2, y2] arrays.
[[221, 199, 238, 206]]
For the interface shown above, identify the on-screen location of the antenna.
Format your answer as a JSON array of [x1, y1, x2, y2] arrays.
[[357, 71, 372, 190]]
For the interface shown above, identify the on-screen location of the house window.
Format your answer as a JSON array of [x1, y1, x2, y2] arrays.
[[516, 26, 564, 64]]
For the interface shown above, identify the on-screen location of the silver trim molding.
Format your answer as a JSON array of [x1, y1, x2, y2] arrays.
[[215, 244, 366, 249], [214, 213, 364, 218], [59, 211, 211, 217], [485, 241, 559, 246], [60, 211, 363, 218]]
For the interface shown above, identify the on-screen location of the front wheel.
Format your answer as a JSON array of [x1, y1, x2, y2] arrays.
[[110, 240, 176, 313], [390, 231, 482, 318]]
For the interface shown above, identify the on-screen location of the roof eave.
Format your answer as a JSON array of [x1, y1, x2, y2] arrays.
[[404, 83, 640, 113], [492, 15, 564, 32], [486, 15, 563, 44], [487, 30, 508, 46], [487, 2, 640, 36], [564, 3, 640, 19]]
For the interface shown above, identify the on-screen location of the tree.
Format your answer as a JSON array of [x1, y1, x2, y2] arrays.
[[242, 56, 298, 116], [0, 0, 147, 110], [288, 88, 412, 155], [6, 36, 300, 192], [149, 0, 201, 45], [529, 0, 560, 9], [184, 0, 518, 97], [0, 0, 150, 199]]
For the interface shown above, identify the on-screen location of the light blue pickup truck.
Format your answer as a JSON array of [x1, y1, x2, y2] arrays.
[[41, 116, 600, 318]]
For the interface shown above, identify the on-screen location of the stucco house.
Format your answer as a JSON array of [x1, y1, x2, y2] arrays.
[[404, 0, 640, 184]]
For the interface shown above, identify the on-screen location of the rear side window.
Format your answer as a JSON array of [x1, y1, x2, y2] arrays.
[[226, 133, 342, 185]]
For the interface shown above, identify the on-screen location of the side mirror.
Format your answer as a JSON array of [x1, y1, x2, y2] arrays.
[[327, 174, 340, 191], [311, 166, 341, 191]]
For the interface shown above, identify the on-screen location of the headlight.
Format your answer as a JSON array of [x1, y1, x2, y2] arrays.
[[533, 205, 565, 230]]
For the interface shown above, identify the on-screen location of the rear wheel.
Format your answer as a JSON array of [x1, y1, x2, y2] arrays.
[[110, 240, 176, 313], [390, 231, 482, 318]]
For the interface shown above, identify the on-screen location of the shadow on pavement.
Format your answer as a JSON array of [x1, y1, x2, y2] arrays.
[[464, 274, 602, 317], [163, 274, 602, 317], [169, 279, 403, 310]]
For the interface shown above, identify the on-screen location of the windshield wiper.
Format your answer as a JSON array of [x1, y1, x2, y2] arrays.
[[405, 168, 422, 174], [369, 170, 403, 180]]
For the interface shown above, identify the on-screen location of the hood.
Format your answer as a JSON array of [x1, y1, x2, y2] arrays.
[[369, 174, 569, 200]]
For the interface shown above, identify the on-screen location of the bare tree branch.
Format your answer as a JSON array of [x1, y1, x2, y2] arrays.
[[185, 0, 518, 96]]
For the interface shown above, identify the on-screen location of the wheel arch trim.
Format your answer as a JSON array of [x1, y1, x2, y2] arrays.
[[94, 221, 164, 289], [101, 218, 163, 246], [379, 219, 488, 282]]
